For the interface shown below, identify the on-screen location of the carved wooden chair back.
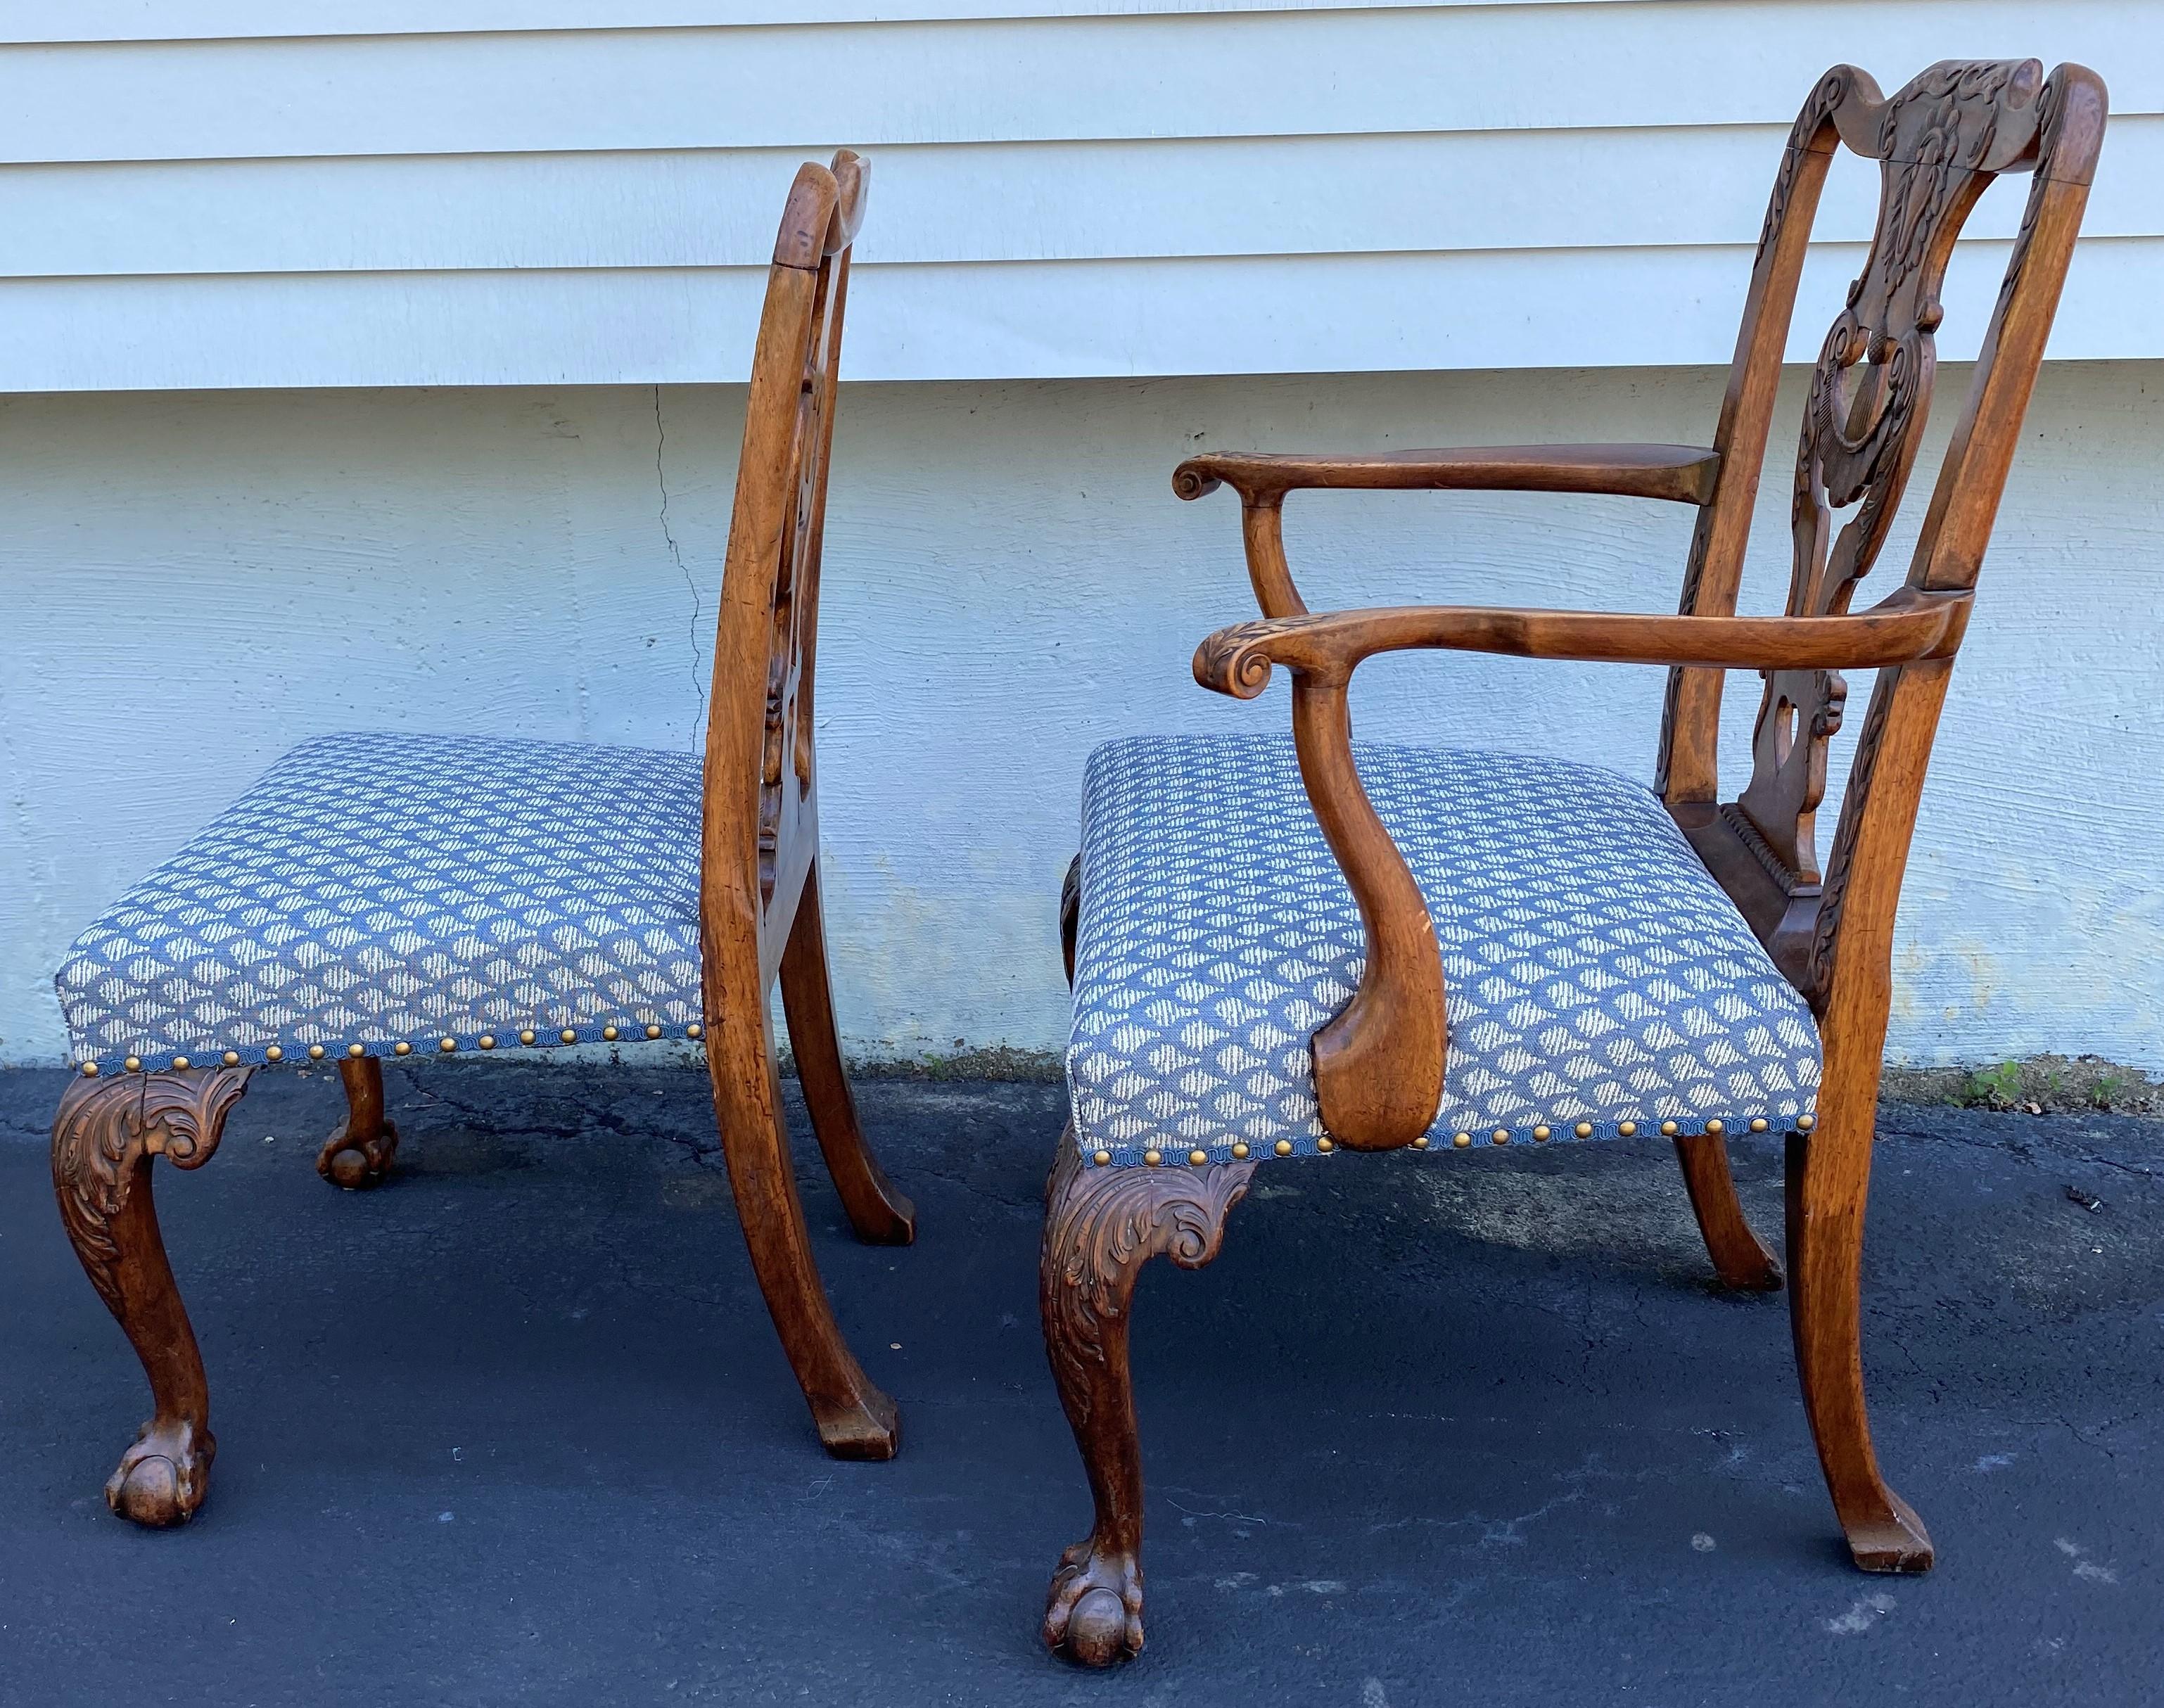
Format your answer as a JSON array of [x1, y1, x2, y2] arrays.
[[703, 149, 865, 1000], [1659, 63, 2106, 1014]]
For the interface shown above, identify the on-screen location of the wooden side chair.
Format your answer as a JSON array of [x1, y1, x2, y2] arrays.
[[1040, 61, 2105, 1666], [49, 151, 913, 1528]]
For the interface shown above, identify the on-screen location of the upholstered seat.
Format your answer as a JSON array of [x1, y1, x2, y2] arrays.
[[1066, 734, 1819, 1164], [58, 731, 708, 1073]]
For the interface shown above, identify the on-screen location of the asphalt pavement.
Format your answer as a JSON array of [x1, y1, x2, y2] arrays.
[[0, 1063, 2156, 1707]]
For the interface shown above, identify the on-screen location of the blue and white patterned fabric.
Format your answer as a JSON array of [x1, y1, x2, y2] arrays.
[[1067, 735, 1819, 1165], [58, 732, 708, 1073]]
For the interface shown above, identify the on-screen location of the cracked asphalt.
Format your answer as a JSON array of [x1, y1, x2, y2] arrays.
[[1, 1063, 2157, 1706]]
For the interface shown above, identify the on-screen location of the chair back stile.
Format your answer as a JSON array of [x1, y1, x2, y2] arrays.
[[700, 151, 866, 1007], [1659, 61, 2104, 1009]]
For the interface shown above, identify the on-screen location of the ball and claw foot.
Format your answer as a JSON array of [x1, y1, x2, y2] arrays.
[[1846, 1491, 1935, 1574], [106, 1417, 215, 1528], [1044, 1539, 1145, 1667], [813, 1389, 900, 1462], [317, 1115, 399, 1190]]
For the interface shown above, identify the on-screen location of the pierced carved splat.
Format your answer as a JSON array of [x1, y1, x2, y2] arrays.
[[1736, 60, 2048, 883], [759, 248, 848, 909]]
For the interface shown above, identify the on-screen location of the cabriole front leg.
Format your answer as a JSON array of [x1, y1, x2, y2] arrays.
[[52, 1066, 254, 1527], [1040, 1137, 1254, 1666]]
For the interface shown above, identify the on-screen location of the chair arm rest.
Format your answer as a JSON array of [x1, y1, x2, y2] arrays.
[[1195, 588, 1971, 697], [1173, 445, 1721, 507], [1190, 587, 1968, 1151]]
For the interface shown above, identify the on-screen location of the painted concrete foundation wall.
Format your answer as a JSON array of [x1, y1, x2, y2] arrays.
[[4, 362, 2160, 1069]]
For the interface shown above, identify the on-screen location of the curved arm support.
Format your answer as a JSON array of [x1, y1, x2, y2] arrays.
[[1195, 587, 1969, 699], [1287, 673, 1446, 1149], [1237, 499, 1309, 619], [1186, 584, 1970, 1151]]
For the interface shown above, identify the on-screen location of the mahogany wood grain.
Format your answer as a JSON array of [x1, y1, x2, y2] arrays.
[[1048, 62, 2106, 1654], [1040, 1137, 1253, 1665], [51, 1066, 253, 1525], [1285, 673, 1445, 1147], [781, 858, 917, 1247], [1174, 443, 1721, 505], [701, 149, 904, 1458], [1196, 586, 1969, 695], [1674, 1132, 1783, 1292], [319, 1055, 399, 1189]]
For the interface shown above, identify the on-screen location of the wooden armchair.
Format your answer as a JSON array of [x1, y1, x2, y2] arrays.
[[49, 152, 912, 1527], [1040, 61, 2105, 1666]]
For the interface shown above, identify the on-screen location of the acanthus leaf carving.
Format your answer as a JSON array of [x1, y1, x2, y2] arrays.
[[1040, 1142, 1254, 1432], [1192, 619, 1283, 700], [53, 1066, 253, 1317]]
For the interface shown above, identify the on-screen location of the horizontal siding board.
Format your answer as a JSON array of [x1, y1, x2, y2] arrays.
[[4, 1, 2151, 385], [0, 0, 1674, 46], [8, 118, 2158, 277], [3, 237, 2151, 391], [3, 3, 2153, 167]]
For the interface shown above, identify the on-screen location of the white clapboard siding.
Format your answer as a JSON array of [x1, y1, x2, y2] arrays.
[[0, 0, 2153, 390], [4, 238, 2151, 393], [0, 0, 1657, 46], [5, 4, 2153, 164], [9, 118, 2161, 279]]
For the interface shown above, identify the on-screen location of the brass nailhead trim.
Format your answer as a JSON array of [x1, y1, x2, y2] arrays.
[[560, 1029, 578, 1044], [223, 1051, 240, 1066], [307, 1045, 326, 1060], [1231, 1142, 1251, 1159], [1274, 1140, 1294, 1157], [1143, 1149, 1163, 1166], [1316, 1137, 1334, 1153], [1617, 1120, 1636, 1137], [1453, 1131, 1472, 1149], [395, 1041, 412, 1056], [1412, 1135, 1430, 1149], [519, 1030, 536, 1045], [265, 1047, 282, 1064], [687, 1024, 703, 1040], [172, 1055, 191, 1070], [1797, 1114, 1816, 1130], [80, 1062, 98, 1076], [439, 1038, 457, 1052], [646, 1024, 662, 1039], [1189, 1149, 1208, 1166], [479, 1035, 496, 1050], [348, 1043, 366, 1058], [125, 1056, 142, 1072], [1532, 1125, 1551, 1142], [603, 1026, 620, 1042], [1491, 1128, 1509, 1146], [1093, 1149, 1112, 1166], [1660, 1120, 1679, 1136], [1750, 1117, 1769, 1133], [1574, 1122, 1593, 1138], [1706, 1119, 1725, 1136]]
